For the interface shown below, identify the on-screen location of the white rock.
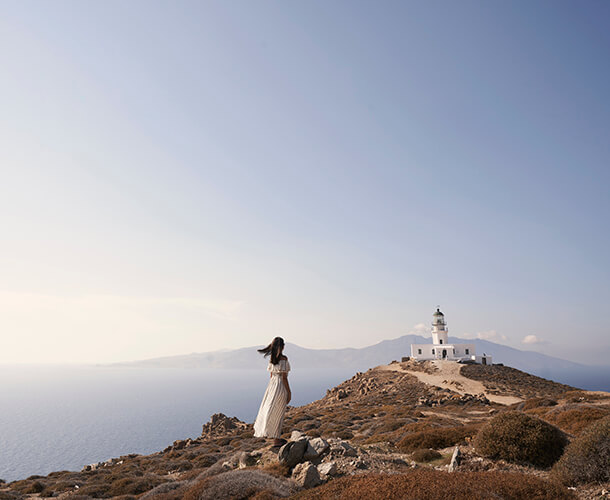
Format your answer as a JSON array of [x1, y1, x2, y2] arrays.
[[317, 461, 337, 477], [292, 461, 322, 488], [290, 430, 305, 441]]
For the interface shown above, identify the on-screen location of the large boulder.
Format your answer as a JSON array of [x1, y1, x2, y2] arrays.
[[278, 438, 308, 467], [305, 437, 329, 459], [292, 461, 322, 488]]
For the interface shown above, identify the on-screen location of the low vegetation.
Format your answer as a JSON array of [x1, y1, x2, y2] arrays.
[[410, 448, 442, 462], [460, 364, 575, 399], [290, 470, 576, 500], [552, 415, 610, 486], [397, 424, 481, 453], [474, 411, 567, 467]]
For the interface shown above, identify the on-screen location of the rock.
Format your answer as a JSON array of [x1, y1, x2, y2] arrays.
[[237, 451, 260, 469], [278, 439, 308, 467], [448, 446, 461, 472], [332, 441, 357, 457], [201, 413, 248, 438], [317, 461, 337, 477], [290, 430, 305, 441], [306, 437, 329, 459], [292, 461, 322, 488]]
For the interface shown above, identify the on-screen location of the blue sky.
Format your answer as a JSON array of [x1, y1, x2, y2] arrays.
[[1, 1, 609, 364]]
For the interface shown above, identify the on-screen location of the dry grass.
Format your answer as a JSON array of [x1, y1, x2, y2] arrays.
[[290, 470, 576, 499], [410, 448, 442, 462], [460, 364, 575, 399], [541, 405, 609, 435], [397, 424, 480, 453]]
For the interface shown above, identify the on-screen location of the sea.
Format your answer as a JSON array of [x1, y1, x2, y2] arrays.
[[0, 365, 354, 482]]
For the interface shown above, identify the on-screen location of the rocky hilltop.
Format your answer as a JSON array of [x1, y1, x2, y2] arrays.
[[1, 361, 609, 500]]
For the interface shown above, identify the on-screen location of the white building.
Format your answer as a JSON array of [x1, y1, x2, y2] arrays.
[[410, 308, 492, 364]]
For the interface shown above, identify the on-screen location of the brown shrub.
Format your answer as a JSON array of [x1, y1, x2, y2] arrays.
[[290, 470, 575, 499], [335, 430, 353, 440], [261, 462, 291, 478], [397, 425, 480, 453], [474, 411, 567, 467], [184, 469, 297, 500], [522, 397, 558, 410], [543, 405, 609, 435], [411, 449, 442, 462], [562, 390, 606, 403], [107, 476, 167, 497], [552, 415, 610, 485]]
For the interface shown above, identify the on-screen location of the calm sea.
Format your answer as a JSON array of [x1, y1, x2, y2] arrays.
[[0, 365, 354, 482]]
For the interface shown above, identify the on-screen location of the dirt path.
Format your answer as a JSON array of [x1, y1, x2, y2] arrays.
[[379, 360, 523, 405]]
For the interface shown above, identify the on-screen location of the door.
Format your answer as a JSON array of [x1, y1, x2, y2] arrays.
[[442, 349, 447, 359]]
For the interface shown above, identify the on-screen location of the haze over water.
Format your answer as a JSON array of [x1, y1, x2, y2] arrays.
[[0, 365, 354, 482]]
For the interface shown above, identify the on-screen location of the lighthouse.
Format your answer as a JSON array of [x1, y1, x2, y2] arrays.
[[409, 307, 491, 364], [431, 308, 449, 345]]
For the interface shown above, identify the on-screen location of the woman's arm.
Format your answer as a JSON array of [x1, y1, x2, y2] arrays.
[[282, 373, 291, 404]]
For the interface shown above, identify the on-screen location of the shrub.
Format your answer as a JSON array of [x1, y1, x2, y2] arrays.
[[184, 470, 297, 500], [474, 411, 567, 467], [552, 415, 610, 485], [522, 397, 557, 410], [290, 470, 575, 499], [107, 476, 166, 497], [543, 406, 609, 435], [397, 425, 480, 453], [411, 449, 442, 462]]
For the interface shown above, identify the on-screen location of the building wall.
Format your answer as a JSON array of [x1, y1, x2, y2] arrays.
[[410, 342, 476, 360]]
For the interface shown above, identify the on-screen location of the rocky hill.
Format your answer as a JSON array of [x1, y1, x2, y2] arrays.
[[1, 361, 609, 500]]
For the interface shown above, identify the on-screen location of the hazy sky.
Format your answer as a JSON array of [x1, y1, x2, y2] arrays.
[[1, 1, 609, 365]]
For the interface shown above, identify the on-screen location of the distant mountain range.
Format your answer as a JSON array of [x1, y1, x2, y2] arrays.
[[111, 335, 610, 391]]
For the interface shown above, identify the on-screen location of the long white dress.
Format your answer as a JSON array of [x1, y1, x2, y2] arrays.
[[253, 359, 291, 438]]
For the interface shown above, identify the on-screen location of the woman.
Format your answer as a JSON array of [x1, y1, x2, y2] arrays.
[[253, 337, 292, 447]]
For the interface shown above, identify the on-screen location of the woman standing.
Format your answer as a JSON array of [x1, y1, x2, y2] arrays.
[[253, 337, 292, 447]]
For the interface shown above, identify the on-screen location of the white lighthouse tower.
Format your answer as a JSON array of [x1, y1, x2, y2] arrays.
[[431, 307, 449, 345], [410, 307, 491, 363]]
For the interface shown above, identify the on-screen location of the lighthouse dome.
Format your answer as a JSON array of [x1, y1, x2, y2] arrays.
[[433, 308, 444, 316]]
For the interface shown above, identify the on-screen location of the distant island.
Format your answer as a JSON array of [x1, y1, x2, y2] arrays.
[[110, 334, 610, 392]]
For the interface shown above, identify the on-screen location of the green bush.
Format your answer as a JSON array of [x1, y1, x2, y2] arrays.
[[474, 411, 567, 467], [552, 415, 610, 485]]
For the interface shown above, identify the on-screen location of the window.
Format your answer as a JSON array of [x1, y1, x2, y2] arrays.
[[453, 349, 455, 355], [440, 339, 443, 344], [465, 349, 469, 355], [417, 349, 422, 355], [432, 349, 435, 355]]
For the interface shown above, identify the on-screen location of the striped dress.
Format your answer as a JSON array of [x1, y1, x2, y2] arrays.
[[253, 359, 291, 438]]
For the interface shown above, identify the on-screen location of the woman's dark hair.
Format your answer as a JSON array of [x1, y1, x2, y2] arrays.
[[258, 337, 285, 365]]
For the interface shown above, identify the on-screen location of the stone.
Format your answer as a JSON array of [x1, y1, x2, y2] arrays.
[[238, 452, 260, 469], [278, 439, 308, 467], [305, 437, 329, 459], [332, 441, 357, 457], [292, 461, 322, 488], [448, 446, 461, 472], [317, 461, 337, 477], [290, 430, 305, 441], [201, 413, 247, 438]]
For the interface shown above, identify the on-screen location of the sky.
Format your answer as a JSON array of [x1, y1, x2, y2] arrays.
[[1, 1, 609, 365]]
